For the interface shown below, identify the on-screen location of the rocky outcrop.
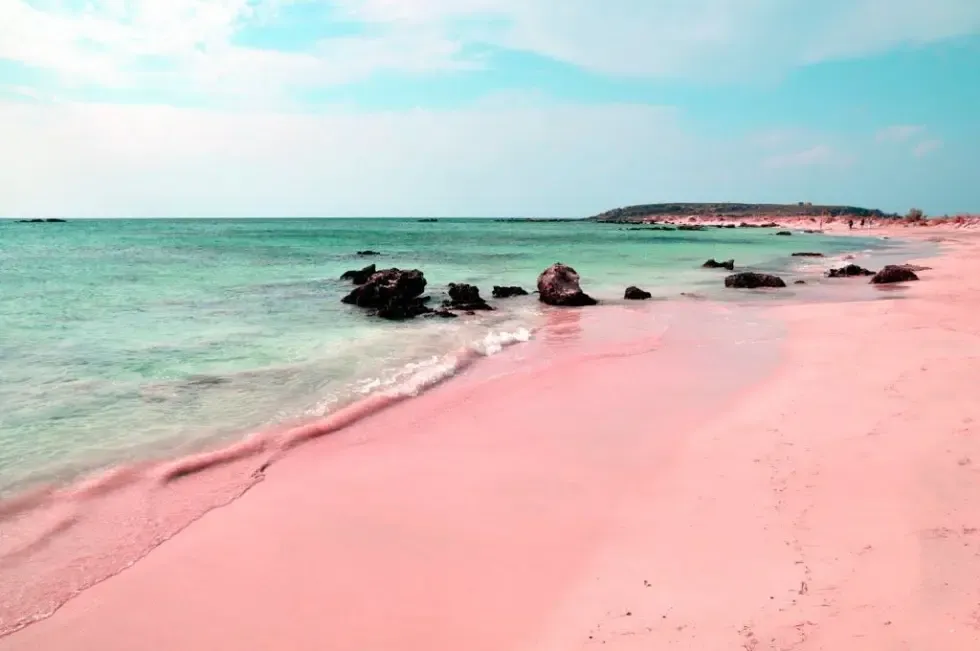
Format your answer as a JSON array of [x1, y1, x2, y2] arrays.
[[702, 258, 735, 271], [724, 272, 787, 289], [445, 283, 493, 311], [775, 231, 793, 236], [356, 250, 381, 256], [624, 286, 652, 300], [341, 268, 430, 320], [677, 224, 706, 231], [492, 285, 529, 298], [340, 264, 376, 284], [791, 252, 824, 257], [827, 264, 875, 278], [870, 265, 920, 284], [537, 263, 598, 306], [794, 280, 807, 285]]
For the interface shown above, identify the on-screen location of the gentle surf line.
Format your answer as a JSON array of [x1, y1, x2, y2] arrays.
[[0, 326, 533, 637]]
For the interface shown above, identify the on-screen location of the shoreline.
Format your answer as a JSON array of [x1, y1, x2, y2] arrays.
[[4, 227, 979, 649]]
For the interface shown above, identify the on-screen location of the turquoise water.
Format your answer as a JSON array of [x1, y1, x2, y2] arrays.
[[0, 218, 890, 494]]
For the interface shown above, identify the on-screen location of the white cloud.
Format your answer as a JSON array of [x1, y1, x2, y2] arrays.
[[764, 144, 851, 169], [335, 0, 980, 78], [913, 138, 943, 157], [0, 0, 477, 97], [876, 124, 926, 143], [3, 0, 979, 98], [0, 97, 699, 217]]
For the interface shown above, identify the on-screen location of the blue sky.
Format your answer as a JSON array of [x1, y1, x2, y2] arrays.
[[0, 0, 978, 217]]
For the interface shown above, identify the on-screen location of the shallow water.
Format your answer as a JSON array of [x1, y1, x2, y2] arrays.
[[0, 218, 901, 493]]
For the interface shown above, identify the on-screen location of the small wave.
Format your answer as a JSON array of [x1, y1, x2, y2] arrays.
[[0, 325, 536, 638]]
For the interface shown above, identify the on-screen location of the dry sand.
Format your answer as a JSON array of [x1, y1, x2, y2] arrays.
[[3, 226, 979, 650]]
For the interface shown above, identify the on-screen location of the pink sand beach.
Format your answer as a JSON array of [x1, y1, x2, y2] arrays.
[[3, 225, 980, 650]]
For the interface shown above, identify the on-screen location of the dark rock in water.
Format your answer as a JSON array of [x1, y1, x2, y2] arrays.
[[624, 286, 652, 300], [340, 264, 376, 284], [760, 222, 780, 228], [725, 272, 787, 289], [724, 224, 736, 228], [444, 283, 493, 311], [677, 224, 706, 231], [537, 263, 598, 306], [827, 264, 875, 278], [417, 218, 438, 223], [376, 297, 431, 320], [794, 280, 807, 285], [739, 222, 758, 228], [870, 265, 920, 284], [775, 231, 793, 236], [46, 218, 67, 223], [356, 250, 381, 256], [791, 252, 824, 257], [492, 285, 529, 299], [702, 258, 735, 271], [425, 308, 459, 319], [342, 268, 430, 320]]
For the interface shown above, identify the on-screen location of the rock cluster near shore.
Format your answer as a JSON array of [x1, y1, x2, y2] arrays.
[[827, 264, 875, 278]]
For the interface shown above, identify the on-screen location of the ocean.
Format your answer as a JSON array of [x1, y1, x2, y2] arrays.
[[0, 217, 895, 496]]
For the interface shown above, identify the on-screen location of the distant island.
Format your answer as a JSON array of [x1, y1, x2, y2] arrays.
[[589, 202, 892, 223], [15, 218, 67, 223]]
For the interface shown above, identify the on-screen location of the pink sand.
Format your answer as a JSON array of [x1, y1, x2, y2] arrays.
[[4, 228, 980, 650]]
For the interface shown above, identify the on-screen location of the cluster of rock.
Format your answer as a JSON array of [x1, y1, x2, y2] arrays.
[[337, 249, 927, 320], [826, 263, 925, 284], [338, 262, 600, 320], [827, 264, 875, 278]]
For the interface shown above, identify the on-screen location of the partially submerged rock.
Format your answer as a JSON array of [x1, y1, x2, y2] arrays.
[[624, 286, 652, 300], [791, 252, 824, 257], [445, 283, 493, 311], [827, 264, 875, 278], [702, 258, 735, 271], [870, 265, 920, 284], [492, 285, 529, 299], [342, 268, 430, 320], [677, 224, 706, 231], [537, 263, 598, 306], [794, 280, 807, 285], [724, 272, 787, 289], [775, 231, 793, 236], [339, 264, 376, 284], [356, 250, 381, 256]]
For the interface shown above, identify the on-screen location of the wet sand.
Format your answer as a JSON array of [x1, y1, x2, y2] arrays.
[[4, 227, 980, 650]]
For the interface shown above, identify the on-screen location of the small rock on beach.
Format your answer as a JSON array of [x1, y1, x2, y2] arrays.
[[724, 272, 787, 289]]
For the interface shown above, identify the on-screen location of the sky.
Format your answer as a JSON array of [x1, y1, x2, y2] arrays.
[[0, 0, 978, 218]]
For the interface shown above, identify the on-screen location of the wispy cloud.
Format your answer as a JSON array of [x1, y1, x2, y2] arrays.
[[764, 145, 850, 169], [876, 124, 926, 143], [913, 138, 944, 157], [2, 0, 980, 99]]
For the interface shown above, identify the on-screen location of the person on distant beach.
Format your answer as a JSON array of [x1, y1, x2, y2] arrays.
[[848, 219, 854, 230], [860, 218, 866, 228]]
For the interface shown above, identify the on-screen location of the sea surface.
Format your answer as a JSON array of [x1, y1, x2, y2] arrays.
[[0, 218, 898, 495]]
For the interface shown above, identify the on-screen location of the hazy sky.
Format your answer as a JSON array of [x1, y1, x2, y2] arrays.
[[1, 0, 978, 217]]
